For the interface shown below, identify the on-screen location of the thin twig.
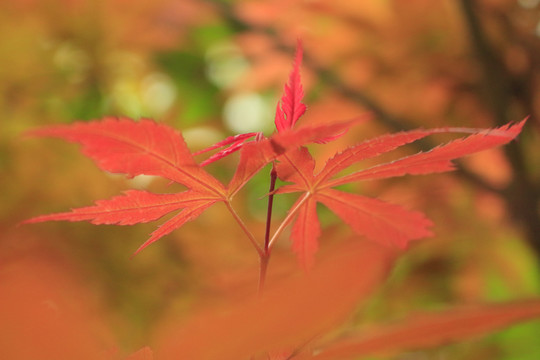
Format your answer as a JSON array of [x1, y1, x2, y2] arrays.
[[258, 165, 278, 293], [225, 201, 264, 257], [268, 192, 311, 249], [264, 166, 278, 253]]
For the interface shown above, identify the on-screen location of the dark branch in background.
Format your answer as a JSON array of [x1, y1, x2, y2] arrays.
[[208, 0, 540, 260], [459, 0, 540, 257]]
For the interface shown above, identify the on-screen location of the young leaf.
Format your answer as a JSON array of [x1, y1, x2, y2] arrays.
[[308, 299, 540, 359], [194, 132, 260, 167], [192, 40, 307, 168], [275, 40, 306, 133], [275, 120, 526, 266], [0, 255, 115, 359], [227, 118, 361, 196]]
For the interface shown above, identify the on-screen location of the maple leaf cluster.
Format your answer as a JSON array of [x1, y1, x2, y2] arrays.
[[24, 41, 525, 268]]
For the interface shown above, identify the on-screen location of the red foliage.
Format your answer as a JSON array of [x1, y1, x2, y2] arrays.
[[21, 41, 538, 360], [24, 43, 525, 262], [275, 40, 307, 133]]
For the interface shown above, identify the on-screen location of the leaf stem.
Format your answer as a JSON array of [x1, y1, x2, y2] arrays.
[[258, 165, 278, 293], [224, 201, 264, 257], [264, 166, 278, 253], [268, 192, 310, 249]]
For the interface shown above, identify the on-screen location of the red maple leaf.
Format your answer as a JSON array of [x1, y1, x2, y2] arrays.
[[274, 121, 526, 268], [22, 118, 227, 255]]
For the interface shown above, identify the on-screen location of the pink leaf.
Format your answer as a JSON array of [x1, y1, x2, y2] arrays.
[[275, 40, 307, 132], [227, 119, 357, 196], [194, 132, 259, 167]]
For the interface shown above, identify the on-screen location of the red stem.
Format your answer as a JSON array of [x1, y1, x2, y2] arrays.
[[264, 166, 277, 253], [258, 165, 277, 293]]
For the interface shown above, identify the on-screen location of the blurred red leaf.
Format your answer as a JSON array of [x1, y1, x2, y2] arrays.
[[0, 255, 113, 360], [154, 241, 395, 360], [308, 299, 540, 359], [126, 346, 153, 360]]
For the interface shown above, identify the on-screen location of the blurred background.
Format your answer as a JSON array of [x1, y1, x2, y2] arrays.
[[1, 0, 540, 358]]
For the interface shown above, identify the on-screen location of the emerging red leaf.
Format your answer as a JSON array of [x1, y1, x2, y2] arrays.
[[277, 147, 315, 188], [308, 299, 540, 359], [227, 118, 361, 196], [190, 41, 307, 169], [194, 132, 260, 167], [275, 40, 307, 133], [192, 41, 359, 175]]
